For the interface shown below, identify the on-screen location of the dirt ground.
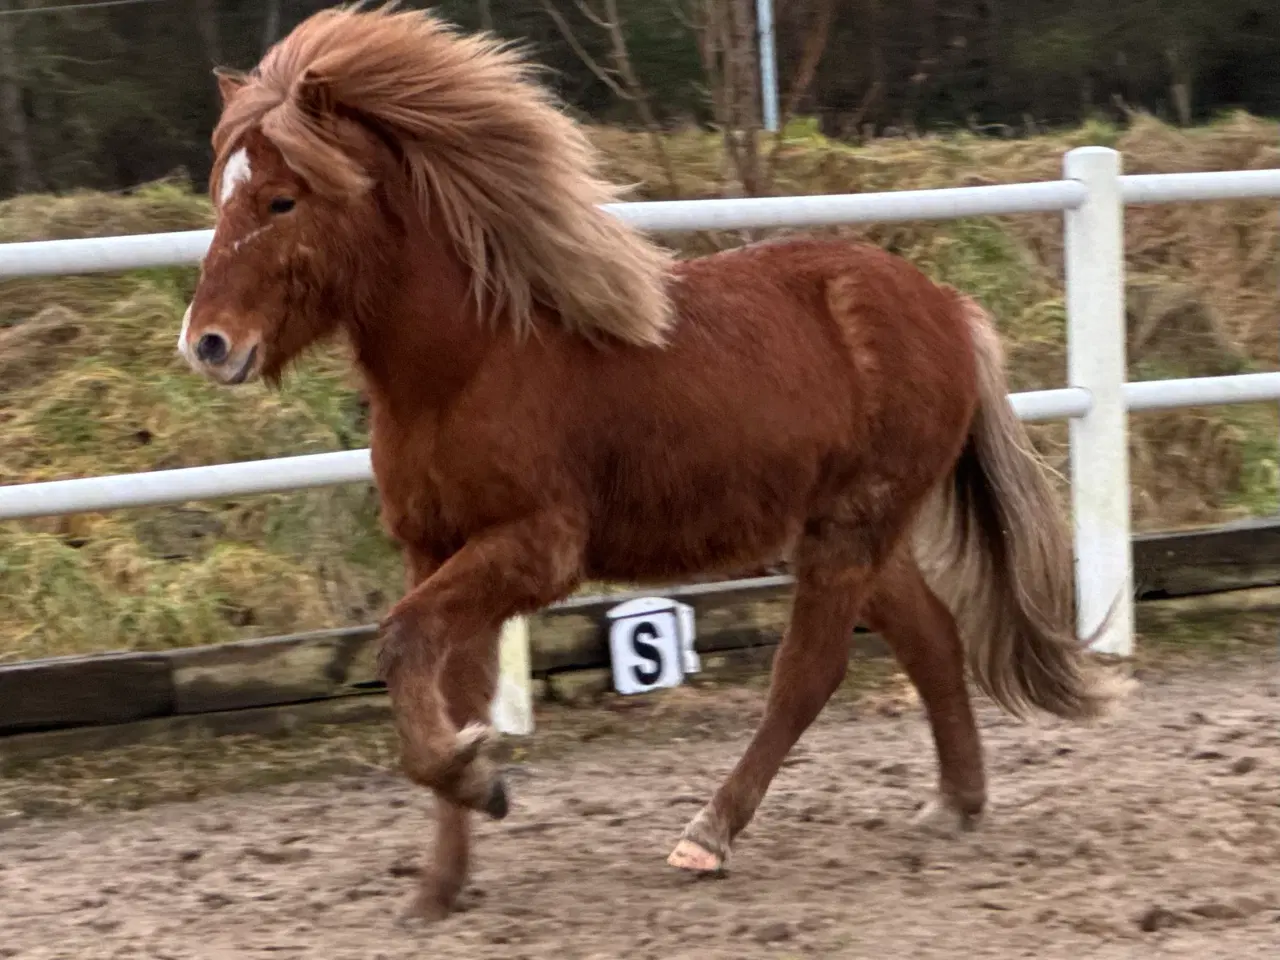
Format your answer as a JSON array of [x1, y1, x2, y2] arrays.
[[2, 657, 1279, 959]]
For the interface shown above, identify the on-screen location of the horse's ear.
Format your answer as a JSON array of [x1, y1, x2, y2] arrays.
[[294, 69, 337, 119], [213, 66, 246, 109]]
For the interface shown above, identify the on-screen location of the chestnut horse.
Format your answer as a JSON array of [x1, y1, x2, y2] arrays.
[[179, 6, 1127, 921]]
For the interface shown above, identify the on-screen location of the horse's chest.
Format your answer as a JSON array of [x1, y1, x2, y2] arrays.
[[368, 421, 530, 554], [373, 462, 443, 547], [368, 423, 453, 549]]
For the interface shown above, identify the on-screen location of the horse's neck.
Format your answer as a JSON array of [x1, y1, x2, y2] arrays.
[[347, 232, 492, 418]]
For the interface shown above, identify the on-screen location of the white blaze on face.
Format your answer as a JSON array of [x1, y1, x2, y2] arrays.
[[219, 148, 252, 207], [177, 303, 193, 360]]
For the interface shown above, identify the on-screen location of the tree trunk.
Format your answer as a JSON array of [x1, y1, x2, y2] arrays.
[[0, 0, 38, 194], [909, 0, 937, 122], [986, 0, 1004, 114], [195, 0, 222, 66], [729, 0, 762, 197], [865, 0, 886, 135], [1166, 42, 1193, 127], [261, 0, 281, 54]]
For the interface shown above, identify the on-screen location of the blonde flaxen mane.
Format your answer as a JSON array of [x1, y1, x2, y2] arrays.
[[210, 3, 675, 347]]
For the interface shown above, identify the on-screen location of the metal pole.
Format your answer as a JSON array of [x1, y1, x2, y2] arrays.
[[756, 0, 779, 132], [1063, 146, 1134, 657]]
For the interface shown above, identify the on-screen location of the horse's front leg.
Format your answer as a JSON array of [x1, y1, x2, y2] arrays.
[[387, 550, 485, 922], [377, 511, 585, 817], [399, 626, 500, 922]]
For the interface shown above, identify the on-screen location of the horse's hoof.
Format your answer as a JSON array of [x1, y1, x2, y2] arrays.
[[482, 776, 509, 820], [399, 890, 453, 926], [910, 794, 984, 837], [667, 838, 724, 874]]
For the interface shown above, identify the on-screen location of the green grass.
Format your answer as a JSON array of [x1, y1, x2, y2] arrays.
[[1218, 406, 1280, 516]]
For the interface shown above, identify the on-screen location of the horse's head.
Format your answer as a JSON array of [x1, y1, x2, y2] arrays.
[[180, 72, 388, 387], [181, 5, 676, 391]]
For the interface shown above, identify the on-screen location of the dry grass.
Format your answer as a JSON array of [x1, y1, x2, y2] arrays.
[[0, 184, 399, 662], [1, 114, 1278, 663]]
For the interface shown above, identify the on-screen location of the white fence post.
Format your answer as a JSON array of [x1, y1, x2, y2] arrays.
[[491, 616, 534, 736], [1063, 146, 1135, 656]]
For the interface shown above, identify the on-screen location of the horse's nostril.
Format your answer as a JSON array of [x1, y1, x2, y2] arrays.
[[195, 332, 229, 366]]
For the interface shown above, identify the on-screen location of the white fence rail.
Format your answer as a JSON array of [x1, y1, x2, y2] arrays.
[[4, 145, 1280, 732]]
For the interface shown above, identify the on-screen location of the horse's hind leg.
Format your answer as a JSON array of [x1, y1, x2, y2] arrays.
[[864, 550, 986, 830], [668, 559, 875, 872]]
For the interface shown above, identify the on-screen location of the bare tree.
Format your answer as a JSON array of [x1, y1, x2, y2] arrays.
[[765, 0, 835, 178], [687, 0, 838, 195], [0, 0, 38, 193], [261, 0, 282, 55], [548, 0, 838, 202], [541, 0, 682, 197], [726, 0, 762, 194], [194, 0, 222, 66], [1166, 42, 1193, 127], [681, 0, 762, 197]]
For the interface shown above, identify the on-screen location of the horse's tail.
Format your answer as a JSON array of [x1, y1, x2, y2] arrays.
[[911, 296, 1132, 721]]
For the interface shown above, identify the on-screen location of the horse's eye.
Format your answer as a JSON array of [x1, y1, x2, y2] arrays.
[[269, 196, 296, 215]]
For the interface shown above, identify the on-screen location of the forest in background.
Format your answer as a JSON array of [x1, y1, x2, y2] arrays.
[[2, 0, 1280, 198]]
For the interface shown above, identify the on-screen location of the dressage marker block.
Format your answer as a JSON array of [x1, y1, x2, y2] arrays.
[[606, 597, 698, 696]]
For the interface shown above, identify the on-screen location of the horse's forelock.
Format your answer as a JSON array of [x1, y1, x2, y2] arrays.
[[210, 99, 370, 211]]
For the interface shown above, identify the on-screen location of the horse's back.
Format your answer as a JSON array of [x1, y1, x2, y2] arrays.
[[567, 237, 981, 581], [657, 236, 980, 469]]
